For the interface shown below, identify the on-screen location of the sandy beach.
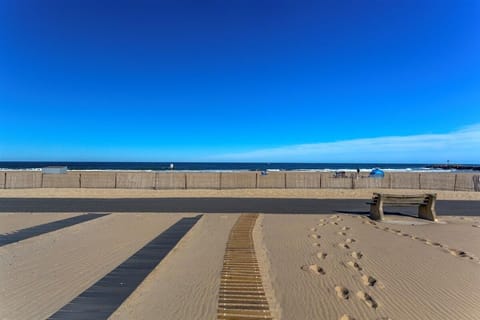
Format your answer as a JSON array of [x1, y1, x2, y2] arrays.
[[1, 189, 479, 319]]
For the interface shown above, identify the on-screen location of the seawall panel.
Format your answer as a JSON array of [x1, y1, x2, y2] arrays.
[[286, 172, 321, 188], [186, 173, 221, 189], [454, 173, 477, 192], [156, 173, 186, 189], [0, 172, 5, 189], [6, 171, 42, 189], [419, 173, 456, 191], [321, 173, 353, 189], [220, 172, 257, 189], [353, 174, 390, 189], [257, 172, 286, 189], [116, 172, 156, 189], [80, 172, 116, 188], [390, 172, 420, 189], [42, 173, 80, 188]]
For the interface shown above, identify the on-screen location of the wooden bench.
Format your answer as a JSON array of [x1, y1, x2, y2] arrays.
[[367, 193, 437, 221]]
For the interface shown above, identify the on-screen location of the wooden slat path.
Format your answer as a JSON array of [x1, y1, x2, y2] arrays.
[[218, 214, 273, 320], [0, 213, 110, 247], [49, 215, 202, 320]]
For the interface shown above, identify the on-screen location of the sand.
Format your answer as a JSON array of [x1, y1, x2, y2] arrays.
[[0, 212, 80, 234], [0, 213, 191, 319], [1, 187, 480, 200], [1, 205, 479, 319], [109, 213, 239, 320], [261, 214, 480, 320]]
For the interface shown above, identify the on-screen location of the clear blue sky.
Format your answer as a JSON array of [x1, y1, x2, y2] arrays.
[[1, 0, 479, 162]]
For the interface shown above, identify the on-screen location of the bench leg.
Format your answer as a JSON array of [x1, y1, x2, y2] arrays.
[[418, 195, 437, 221], [418, 205, 437, 221], [370, 203, 384, 221]]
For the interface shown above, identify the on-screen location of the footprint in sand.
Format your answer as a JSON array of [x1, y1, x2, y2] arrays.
[[351, 251, 363, 259], [330, 215, 339, 219], [401, 233, 410, 237], [338, 231, 347, 236], [347, 261, 362, 271], [472, 224, 480, 228], [345, 238, 356, 244], [356, 291, 378, 309], [317, 252, 328, 259], [339, 315, 356, 320], [338, 243, 350, 249], [312, 242, 321, 247], [448, 249, 469, 258], [310, 227, 317, 232], [335, 286, 350, 299], [301, 264, 326, 275], [318, 223, 327, 227], [361, 275, 377, 287], [341, 226, 351, 231], [330, 222, 339, 225], [310, 234, 321, 239]]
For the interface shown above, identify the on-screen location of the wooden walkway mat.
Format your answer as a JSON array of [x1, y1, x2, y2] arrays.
[[49, 215, 202, 320], [217, 214, 273, 320], [0, 213, 110, 247]]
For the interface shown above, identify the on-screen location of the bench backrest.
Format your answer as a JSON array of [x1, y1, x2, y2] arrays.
[[372, 193, 436, 205]]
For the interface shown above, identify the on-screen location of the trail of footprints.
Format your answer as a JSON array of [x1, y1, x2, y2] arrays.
[[360, 216, 480, 264], [302, 215, 385, 320]]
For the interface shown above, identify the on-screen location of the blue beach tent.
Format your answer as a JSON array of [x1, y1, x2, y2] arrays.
[[369, 168, 385, 178]]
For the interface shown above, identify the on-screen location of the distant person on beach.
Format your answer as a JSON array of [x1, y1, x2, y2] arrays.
[[356, 168, 360, 178]]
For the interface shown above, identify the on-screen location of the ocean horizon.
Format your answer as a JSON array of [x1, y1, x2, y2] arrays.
[[1, 161, 478, 172]]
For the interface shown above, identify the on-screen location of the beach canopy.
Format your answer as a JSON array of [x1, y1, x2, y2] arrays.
[[369, 168, 385, 178]]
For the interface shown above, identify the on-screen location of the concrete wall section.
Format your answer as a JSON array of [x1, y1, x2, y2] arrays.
[[80, 172, 116, 188], [156, 173, 186, 189], [353, 176, 390, 189], [321, 173, 353, 189], [0, 171, 5, 189], [286, 172, 321, 188], [257, 172, 286, 189], [6, 171, 42, 188], [42, 173, 81, 188], [116, 172, 156, 189], [186, 173, 221, 189], [220, 172, 257, 189], [419, 173, 456, 191], [390, 172, 420, 189], [454, 173, 476, 192]]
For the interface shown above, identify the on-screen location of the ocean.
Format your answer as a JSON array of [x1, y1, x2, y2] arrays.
[[0, 162, 476, 172]]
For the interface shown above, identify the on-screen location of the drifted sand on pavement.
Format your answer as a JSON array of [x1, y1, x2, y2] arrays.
[[0, 213, 189, 320], [1, 187, 480, 200], [1, 211, 479, 320], [261, 214, 480, 320], [0, 212, 81, 234], [109, 214, 238, 320]]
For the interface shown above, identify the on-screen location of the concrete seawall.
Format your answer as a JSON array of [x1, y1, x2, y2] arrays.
[[1, 171, 478, 192]]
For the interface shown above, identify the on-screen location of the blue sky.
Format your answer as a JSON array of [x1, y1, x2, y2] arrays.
[[1, 0, 479, 162]]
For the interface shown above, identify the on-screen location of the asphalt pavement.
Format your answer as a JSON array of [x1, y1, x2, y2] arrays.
[[0, 198, 479, 216]]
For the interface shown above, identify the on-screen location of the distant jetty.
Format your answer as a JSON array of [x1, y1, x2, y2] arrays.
[[427, 164, 480, 171]]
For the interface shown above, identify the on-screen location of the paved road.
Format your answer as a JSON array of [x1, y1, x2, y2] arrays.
[[1, 198, 479, 216]]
